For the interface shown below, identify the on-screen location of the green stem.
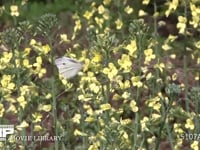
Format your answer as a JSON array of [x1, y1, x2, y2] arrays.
[[155, 97, 173, 150], [49, 37, 58, 150], [132, 113, 139, 150], [183, 0, 189, 112], [12, 42, 27, 147], [183, 56, 189, 111], [104, 47, 111, 122], [194, 92, 200, 133], [153, 1, 160, 95], [166, 122, 174, 149]]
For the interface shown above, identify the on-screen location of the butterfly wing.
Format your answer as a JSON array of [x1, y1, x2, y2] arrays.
[[55, 57, 82, 79]]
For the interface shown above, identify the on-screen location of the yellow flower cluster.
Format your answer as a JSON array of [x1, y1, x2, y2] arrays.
[[1, 0, 200, 149]]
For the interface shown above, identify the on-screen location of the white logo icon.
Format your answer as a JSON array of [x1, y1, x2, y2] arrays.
[[0, 125, 14, 141]]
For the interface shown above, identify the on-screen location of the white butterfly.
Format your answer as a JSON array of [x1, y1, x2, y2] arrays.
[[55, 57, 83, 79]]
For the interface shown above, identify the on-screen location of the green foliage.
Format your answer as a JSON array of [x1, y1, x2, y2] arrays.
[[0, 0, 200, 150]]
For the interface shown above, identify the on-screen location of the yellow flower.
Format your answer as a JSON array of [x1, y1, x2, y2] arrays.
[[38, 69, 46, 78], [118, 79, 131, 89], [85, 116, 96, 123], [120, 118, 132, 125], [146, 97, 157, 108], [88, 142, 100, 150], [168, 34, 177, 42], [74, 19, 81, 33], [147, 136, 155, 144], [84, 105, 93, 115], [174, 138, 183, 150], [0, 52, 12, 70], [23, 47, 31, 56], [190, 4, 200, 28], [170, 54, 176, 59], [34, 125, 42, 132], [124, 40, 137, 57], [23, 59, 32, 68], [112, 93, 121, 101], [36, 56, 42, 64], [42, 44, 51, 54], [15, 59, 20, 68], [122, 91, 130, 99], [32, 43, 50, 54], [195, 40, 200, 49], [152, 113, 161, 120], [144, 48, 156, 64], [17, 96, 27, 109], [118, 54, 132, 72], [10, 5, 19, 16], [154, 12, 160, 17], [61, 78, 73, 89], [1, 75, 15, 90], [153, 103, 161, 111], [165, 0, 179, 17], [142, 0, 150, 5], [92, 52, 102, 63], [33, 56, 46, 78], [115, 19, 123, 30], [124, 80, 131, 88], [146, 72, 152, 80], [138, 9, 147, 16], [73, 43, 80, 49], [146, 96, 161, 112], [130, 100, 138, 112], [162, 43, 171, 51], [38, 104, 52, 112], [172, 73, 177, 81], [191, 141, 199, 150], [32, 113, 42, 123], [98, 5, 105, 14], [102, 9, 109, 20], [177, 16, 187, 34], [20, 85, 32, 96], [103, 0, 111, 5], [78, 94, 92, 102], [95, 17, 104, 28], [124, 5, 133, 14], [30, 39, 36, 45], [141, 116, 150, 131], [122, 131, 129, 142], [185, 118, 194, 130], [154, 63, 165, 73], [83, 10, 94, 20], [131, 76, 143, 88], [197, 57, 200, 65], [174, 123, 184, 134], [74, 129, 87, 136], [0, 104, 5, 117], [100, 103, 111, 111], [89, 83, 100, 93], [72, 113, 81, 124], [45, 93, 52, 99], [195, 73, 199, 80], [16, 120, 29, 130], [60, 34, 70, 43], [102, 63, 118, 80], [7, 104, 17, 114]]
